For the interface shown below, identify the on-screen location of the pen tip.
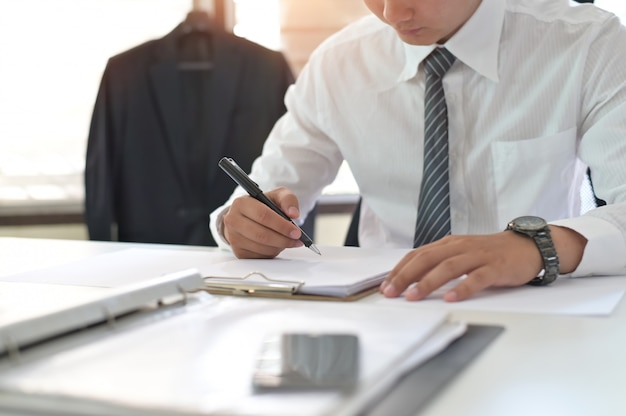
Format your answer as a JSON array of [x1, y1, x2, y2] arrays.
[[309, 244, 322, 255]]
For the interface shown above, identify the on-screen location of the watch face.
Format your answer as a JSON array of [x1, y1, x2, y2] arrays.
[[513, 216, 548, 231]]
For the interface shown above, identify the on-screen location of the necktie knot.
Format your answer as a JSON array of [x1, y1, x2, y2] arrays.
[[424, 48, 456, 78]]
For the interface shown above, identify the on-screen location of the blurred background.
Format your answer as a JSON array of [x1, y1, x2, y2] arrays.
[[0, 0, 623, 244]]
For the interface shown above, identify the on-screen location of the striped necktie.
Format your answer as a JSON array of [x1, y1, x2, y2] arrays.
[[413, 48, 456, 248]]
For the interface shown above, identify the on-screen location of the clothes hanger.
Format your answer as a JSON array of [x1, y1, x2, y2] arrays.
[[178, 0, 215, 71]]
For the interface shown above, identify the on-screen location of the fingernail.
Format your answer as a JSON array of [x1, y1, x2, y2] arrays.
[[406, 285, 419, 300], [444, 290, 458, 302], [287, 206, 299, 217], [383, 283, 398, 297], [380, 281, 388, 292], [289, 229, 300, 239]]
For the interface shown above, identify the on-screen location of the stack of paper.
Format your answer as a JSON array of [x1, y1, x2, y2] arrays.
[[205, 246, 411, 298], [0, 296, 463, 416]]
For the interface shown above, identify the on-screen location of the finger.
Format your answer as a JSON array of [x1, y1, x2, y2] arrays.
[[231, 208, 301, 247], [445, 255, 544, 302], [224, 197, 302, 258], [232, 245, 282, 260], [382, 242, 450, 297], [228, 221, 302, 259], [236, 195, 301, 240], [381, 252, 412, 292], [403, 252, 478, 301], [267, 187, 301, 220], [442, 266, 495, 302], [226, 208, 295, 257]]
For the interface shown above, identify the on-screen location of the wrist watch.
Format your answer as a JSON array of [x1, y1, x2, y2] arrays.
[[505, 216, 560, 286]]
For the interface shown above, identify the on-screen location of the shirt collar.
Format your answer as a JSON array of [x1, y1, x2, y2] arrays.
[[399, 0, 504, 83]]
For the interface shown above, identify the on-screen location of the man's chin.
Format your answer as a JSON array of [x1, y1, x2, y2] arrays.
[[396, 32, 440, 46]]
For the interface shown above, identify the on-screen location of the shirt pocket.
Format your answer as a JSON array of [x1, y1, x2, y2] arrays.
[[491, 127, 578, 225]]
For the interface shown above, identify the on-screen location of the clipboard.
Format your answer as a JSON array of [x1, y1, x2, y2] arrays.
[[202, 272, 381, 302], [199, 246, 414, 302]]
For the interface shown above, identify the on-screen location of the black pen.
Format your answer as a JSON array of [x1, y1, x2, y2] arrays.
[[218, 157, 321, 255]]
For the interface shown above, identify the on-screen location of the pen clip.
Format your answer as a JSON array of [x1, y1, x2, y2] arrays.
[[218, 157, 261, 194]]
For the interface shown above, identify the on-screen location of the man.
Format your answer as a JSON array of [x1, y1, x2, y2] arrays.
[[210, 0, 626, 302]]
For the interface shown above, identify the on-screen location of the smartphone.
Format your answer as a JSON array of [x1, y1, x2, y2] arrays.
[[252, 333, 359, 391]]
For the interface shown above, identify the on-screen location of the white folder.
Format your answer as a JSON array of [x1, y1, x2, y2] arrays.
[[0, 272, 464, 416]]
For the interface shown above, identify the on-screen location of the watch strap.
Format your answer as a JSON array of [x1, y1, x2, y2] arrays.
[[527, 228, 559, 286]]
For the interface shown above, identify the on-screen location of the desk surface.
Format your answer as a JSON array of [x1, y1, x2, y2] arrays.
[[1, 237, 624, 416]]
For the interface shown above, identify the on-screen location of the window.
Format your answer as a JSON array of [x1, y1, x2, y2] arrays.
[[0, 0, 284, 217], [0, 0, 196, 215], [232, 0, 280, 50]]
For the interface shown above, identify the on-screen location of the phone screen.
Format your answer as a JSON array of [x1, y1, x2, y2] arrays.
[[252, 333, 359, 391]]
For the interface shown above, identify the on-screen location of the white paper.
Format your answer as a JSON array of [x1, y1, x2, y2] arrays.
[[0, 237, 115, 278], [0, 297, 457, 416], [205, 246, 411, 297], [369, 274, 626, 316], [2, 244, 620, 315], [0, 248, 234, 287], [0, 246, 411, 298]]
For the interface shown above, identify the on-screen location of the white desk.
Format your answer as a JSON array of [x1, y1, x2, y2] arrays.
[[1, 237, 624, 416]]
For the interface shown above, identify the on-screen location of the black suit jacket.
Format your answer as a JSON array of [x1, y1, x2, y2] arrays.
[[85, 24, 293, 246]]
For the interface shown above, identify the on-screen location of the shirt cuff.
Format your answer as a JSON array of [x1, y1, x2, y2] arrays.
[[209, 205, 234, 252], [550, 215, 626, 277]]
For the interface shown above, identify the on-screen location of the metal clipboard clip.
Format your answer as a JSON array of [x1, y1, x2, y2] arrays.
[[204, 272, 304, 296]]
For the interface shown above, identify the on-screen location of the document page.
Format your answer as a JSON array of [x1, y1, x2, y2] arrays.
[[0, 246, 411, 298], [204, 246, 411, 297], [0, 248, 233, 287]]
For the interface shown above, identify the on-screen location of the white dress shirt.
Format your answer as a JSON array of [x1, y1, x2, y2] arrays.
[[211, 0, 626, 277]]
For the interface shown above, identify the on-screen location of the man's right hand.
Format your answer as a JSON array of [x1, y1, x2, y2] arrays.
[[222, 187, 304, 259]]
